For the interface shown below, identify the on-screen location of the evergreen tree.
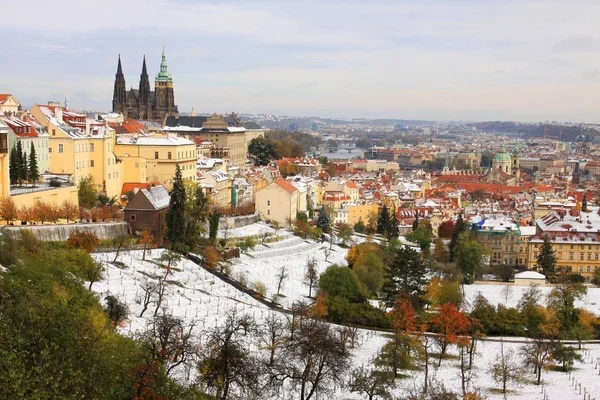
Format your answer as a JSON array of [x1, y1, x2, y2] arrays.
[[382, 246, 428, 308], [353, 218, 366, 234], [387, 208, 400, 240], [316, 207, 331, 233], [20, 150, 28, 184], [166, 165, 186, 249], [537, 234, 557, 280], [9, 146, 18, 184], [15, 141, 24, 185], [412, 213, 419, 231], [28, 142, 39, 184], [449, 213, 466, 262], [377, 205, 389, 236]]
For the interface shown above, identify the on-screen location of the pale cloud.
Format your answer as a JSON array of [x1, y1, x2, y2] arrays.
[[2, 0, 600, 122]]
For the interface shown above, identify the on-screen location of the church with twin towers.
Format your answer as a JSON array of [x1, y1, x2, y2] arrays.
[[112, 47, 179, 121]]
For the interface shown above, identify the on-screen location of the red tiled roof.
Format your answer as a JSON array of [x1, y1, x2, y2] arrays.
[[275, 178, 297, 194], [0, 94, 13, 104], [121, 181, 161, 196]]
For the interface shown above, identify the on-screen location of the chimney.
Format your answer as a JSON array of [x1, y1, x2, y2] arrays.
[[85, 119, 90, 135], [55, 107, 63, 124]]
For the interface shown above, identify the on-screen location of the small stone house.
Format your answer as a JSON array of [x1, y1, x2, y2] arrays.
[[124, 185, 170, 246]]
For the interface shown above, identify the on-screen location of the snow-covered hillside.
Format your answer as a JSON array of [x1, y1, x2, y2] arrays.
[[90, 223, 600, 399]]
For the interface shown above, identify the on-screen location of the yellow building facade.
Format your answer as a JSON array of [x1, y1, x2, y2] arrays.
[[527, 232, 600, 281], [31, 104, 124, 199], [347, 203, 379, 226], [0, 124, 9, 199], [115, 135, 196, 188], [10, 185, 78, 209]]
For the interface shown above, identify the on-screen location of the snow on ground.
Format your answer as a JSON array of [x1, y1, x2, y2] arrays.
[[228, 228, 350, 308], [217, 221, 276, 238], [89, 223, 600, 399], [464, 284, 600, 315], [92, 249, 270, 335]]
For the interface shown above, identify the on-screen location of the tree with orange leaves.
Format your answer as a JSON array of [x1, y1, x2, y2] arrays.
[[0, 197, 18, 224], [430, 302, 470, 367], [18, 205, 35, 225], [60, 200, 79, 223], [308, 294, 328, 320], [139, 230, 157, 261], [376, 297, 419, 378], [66, 230, 100, 253]]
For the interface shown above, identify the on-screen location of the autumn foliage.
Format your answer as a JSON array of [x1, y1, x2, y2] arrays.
[[430, 303, 471, 359], [66, 230, 100, 253], [387, 297, 417, 333]]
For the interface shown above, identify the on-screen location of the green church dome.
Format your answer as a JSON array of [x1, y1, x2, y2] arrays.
[[493, 143, 511, 161]]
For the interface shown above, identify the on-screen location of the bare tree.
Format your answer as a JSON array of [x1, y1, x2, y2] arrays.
[[158, 250, 182, 275], [112, 234, 131, 263], [501, 284, 513, 306], [140, 312, 198, 377], [275, 267, 288, 296], [489, 340, 524, 399], [138, 279, 158, 318], [198, 312, 262, 399], [153, 273, 168, 318], [520, 338, 554, 385], [304, 257, 319, 298], [416, 328, 434, 395], [271, 317, 350, 400], [260, 312, 287, 366], [349, 366, 395, 400]]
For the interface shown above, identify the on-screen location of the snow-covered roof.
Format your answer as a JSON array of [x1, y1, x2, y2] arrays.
[[515, 271, 546, 280], [117, 136, 194, 146], [141, 185, 170, 210], [519, 226, 537, 236]]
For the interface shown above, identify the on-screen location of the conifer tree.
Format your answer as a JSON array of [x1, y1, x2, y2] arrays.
[[316, 207, 331, 233], [28, 142, 39, 184], [9, 146, 18, 184], [15, 141, 24, 185], [412, 213, 419, 231], [382, 246, 428, 308], [449, 213, 466, 262], [377, 205, 389, 236], [582, 192, 587, 212], [20, 150, 28, 184], [537, 234, 557, 280], [166, 164, 186, 249], [387, 208, 400, 240]]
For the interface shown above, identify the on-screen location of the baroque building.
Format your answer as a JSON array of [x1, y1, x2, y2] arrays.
[[112, 48, 178, 121]]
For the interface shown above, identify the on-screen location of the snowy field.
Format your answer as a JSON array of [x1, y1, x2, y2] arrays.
[[228, 228, 350, 308], [89, 223, 600, 399], [464, 283, 600, 315]]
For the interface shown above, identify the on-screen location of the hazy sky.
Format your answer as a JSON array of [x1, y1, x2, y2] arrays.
[[3, 0, 600, 122]]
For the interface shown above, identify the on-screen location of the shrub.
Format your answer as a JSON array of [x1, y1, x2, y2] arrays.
[[566, 273, 585, 283], [253, 281, 267, 297]]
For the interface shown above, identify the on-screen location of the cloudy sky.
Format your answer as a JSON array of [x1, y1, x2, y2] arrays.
[[2, 0, 600, 122]]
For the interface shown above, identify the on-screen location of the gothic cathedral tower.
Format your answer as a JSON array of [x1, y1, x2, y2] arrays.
[[111, 48, 178, 121], [154, 47, 178, 120], [112, 55, 127, 114]]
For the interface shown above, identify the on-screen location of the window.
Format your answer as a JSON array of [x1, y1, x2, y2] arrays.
[[587, 266, 591, 272], [90, 143, 94, 152], [588, 253, 592, 260], [589, 245, 593, 250], [49, 147, 52, 153], [580, 266, 583, 272], [267, 210, 270, 215], [580, 253, 584, 260], [155, 152, 159, 159], [135, 162, 139, 168], [168, 152, 172, 160], [130, 214, 136, 221], [52, 129, 55, 136], [570, 245, 574, 249], [596, 254, 599, 261], [267, 200, 271, 206], [90, 160, 94, 167], [569, 253, 574, 260], [58, 144, 64, 153]]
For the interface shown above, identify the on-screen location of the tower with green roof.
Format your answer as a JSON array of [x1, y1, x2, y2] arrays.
[[154, 47, 178, 120], [492, 143, 512, 174]]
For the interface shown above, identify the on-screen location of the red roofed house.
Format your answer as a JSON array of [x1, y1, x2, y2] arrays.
[[255, 178, 307, 226], [0, 94, 21, 115]]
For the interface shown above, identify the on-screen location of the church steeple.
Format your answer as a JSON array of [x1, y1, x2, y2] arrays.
[[139, 55, 151, 106], [112, 54, 127, 112], [156, 46, 173, 83]]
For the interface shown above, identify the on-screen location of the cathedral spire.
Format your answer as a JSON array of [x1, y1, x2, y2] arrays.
[[139, 55, 151, 110], [113, 54, 127, 112], [117, 54, 123, 75]]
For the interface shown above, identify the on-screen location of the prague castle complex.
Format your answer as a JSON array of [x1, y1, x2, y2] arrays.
[[112, 48, 178, 121]]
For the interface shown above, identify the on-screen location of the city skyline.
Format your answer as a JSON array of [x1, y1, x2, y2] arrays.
[[2, 0, 600, 122]]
